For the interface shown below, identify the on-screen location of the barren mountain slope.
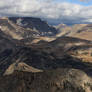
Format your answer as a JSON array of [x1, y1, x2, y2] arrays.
[[56, 24, 92, 41]]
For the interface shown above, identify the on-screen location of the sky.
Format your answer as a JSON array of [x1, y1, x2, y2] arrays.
[[0, 0, 92, 25], [57, 0, 92, 6]]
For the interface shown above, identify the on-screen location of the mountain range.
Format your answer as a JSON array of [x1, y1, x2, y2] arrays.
[[0, 17, 92, 92], [56, 24, 92, 41]]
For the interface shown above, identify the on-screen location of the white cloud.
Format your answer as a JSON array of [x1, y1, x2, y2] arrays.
[[0, 0, 92, 24]]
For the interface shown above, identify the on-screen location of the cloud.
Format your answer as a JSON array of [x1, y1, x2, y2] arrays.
[[0, 0, 92, 24]]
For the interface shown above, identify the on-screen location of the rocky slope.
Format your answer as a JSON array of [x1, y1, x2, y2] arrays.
[[48, 36, 92, 62], [0, 36, 92, 76], [56, 24, 92, 41], [0, 29, 17, 53], [0, 68, 92, 92], [0, 17, 57, 45], [9, 17, 57, 36]]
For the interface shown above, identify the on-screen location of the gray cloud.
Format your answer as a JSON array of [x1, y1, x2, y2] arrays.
[[0, 0, 92, 24]]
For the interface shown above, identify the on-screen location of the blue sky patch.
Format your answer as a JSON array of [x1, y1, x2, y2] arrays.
[[55, 0, 92, 6]]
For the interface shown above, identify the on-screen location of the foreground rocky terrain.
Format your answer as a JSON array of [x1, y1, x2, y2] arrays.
[[0, 17, 92, 92], [0, 69, 92, 92]]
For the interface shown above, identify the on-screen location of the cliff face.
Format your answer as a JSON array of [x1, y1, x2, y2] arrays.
[[9, 17, 57, 36]]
